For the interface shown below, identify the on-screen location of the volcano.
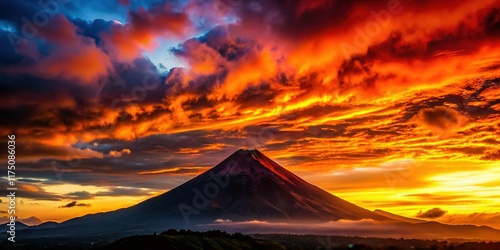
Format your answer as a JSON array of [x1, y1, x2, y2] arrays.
[[130, 148, 389, 224], [22, 149, 388, 237], [170, 148, 388, 223], [19, 149, 500, 241]]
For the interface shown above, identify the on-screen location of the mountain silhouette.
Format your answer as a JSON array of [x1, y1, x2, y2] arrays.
[[14, 149, 500, 241], [19, 149, 388, 238], [129, 149, 389, 224]]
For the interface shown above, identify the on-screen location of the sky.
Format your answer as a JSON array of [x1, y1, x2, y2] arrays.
[[0, 0, 499, 229]]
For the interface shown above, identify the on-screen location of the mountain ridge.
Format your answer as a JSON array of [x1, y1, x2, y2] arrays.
[[10, 149, 500, 241]]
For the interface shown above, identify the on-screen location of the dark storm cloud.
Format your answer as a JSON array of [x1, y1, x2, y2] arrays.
[[171, 26, 255, 63], [0, 0, 51, 27], [229, 0, 356, 39], [99, 57, 167, 105], [483, 8, 500, 36], [411, 106, 468, 134], [65, 191, 93, 199], [16, 169, 182, 190], [72, 18, 115, 44], [47, 157, 184, 174], [58, 201, 91, 208], [80, 131, 219, 155], [416, 208, 448, 219], [79, 129, 270, 160], [358, 8, 500, 64], [1, 141, 101, 161], [65, 188, 151, 199], [181, 95, 215, 112], [427, 8, 500, 53], [0, 30, 27, 65], [95, 187, 150, 196], [234, 83, 279, 109], [396, 79, 499, 122], [0, 72, 97, 112]]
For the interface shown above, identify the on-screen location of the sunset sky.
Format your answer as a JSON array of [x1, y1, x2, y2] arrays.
[[0, 0, 499, 229]]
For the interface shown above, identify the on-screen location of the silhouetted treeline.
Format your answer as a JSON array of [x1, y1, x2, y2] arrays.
[[160, 229, 252, 241], [254, 234, 500, 250], [104, 229, 285, 250]]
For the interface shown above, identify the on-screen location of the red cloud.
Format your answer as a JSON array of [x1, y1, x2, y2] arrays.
[[34, 41, 112, 84]]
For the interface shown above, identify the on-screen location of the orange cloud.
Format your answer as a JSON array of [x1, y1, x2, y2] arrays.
[[109, 148, 132, 158], [102, 3, 192, 62], [173, 38, 224, 75], [35, 42, 112, 83], [211, 47, 277, 100]]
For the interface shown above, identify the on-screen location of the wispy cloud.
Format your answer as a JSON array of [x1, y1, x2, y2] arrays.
[[416, 208, 448, 219], [58, 201, 91, 208]]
